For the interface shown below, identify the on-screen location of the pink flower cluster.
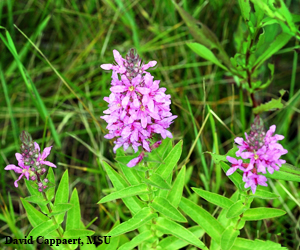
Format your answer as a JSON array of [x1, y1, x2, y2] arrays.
[[226, 118, 288, 194], [5, 131, 56, 190], [101, 49, 177, 167]]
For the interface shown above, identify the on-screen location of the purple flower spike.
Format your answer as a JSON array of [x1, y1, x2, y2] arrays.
[[227, 116, 288, 194], [101, 49, 177, 167]]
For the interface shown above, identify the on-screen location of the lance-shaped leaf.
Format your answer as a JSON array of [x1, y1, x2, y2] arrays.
[[158, 226, 205, 250], [238, 0, 251, 21], [155, 140, 183, 180], [167, 166, 186, 208], [179, 197, 224, 243], [192, 188, 234, 209], [173, 2, 231, 67], [253, 33, 292, 70], [242, 208, 286, 221], [27, 219, 59, 239], [98, 183, 149, 203], [243, 189, 279, 199], [253, 90, 286, 114], [118, 230, 153, 250], [46, 167, 55, 201], [232, 237, 287, 250], [66, 188, 81, 231], [156, 217, 208, 249], [24, 195, 50, 206], [20, 198, 48, 227], [226, 200, 248, 219], [150, 197, 187, 222], [145, 173, 171, 190], [221, 226, 240, 250], [54, 170, 69, 224], [64, 229, 94, 238], [187, 43, 228, 71], [264, 163, 300, 182], [25, 179, 48, 214], [107, 207, 158, 236], [48, 203, 73, 216], [102, 161, 145, 214]]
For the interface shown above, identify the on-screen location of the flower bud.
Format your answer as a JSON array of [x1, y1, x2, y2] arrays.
[[44, 178, 49, 183], [38, 188, 43, 192]]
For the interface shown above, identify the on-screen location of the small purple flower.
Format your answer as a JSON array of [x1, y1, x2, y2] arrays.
[[101, 49, 177, 167], [5, 161, 31, 187], [34, 142, 57, 168], [227, 116, 287, 194]]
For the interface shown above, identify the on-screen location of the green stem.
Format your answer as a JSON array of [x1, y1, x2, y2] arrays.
[[42, 192, 64, 238]]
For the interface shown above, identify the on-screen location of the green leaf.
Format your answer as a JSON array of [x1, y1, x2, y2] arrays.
[[179, 197, 224, 243], [27, 219, 59, 239], [96, 221, 121, 250], [167, 166, 186, 208], [66, 188, 81, 231], [187, 43, 228, 71], [107, 207, 158, 236], [46, 167, 55, 201], [145, 173, 171, 190], [48, 203, 73, 217], [150, 197, 187, 222], [98, 183, 149, 203], [245, 189, 279, 199], [101, 161, 145, 214], [232, 238, 287, 250], [253, 89, 286, 114], [221, 226, 240, 250], [238, 0, 251, 21], [20, 198, 48, 227], [25, 179, 48, 214], [24, 195, 50, 205], [226, 200, 248, 219], [253, 33, 292, 70], [174, 2, 231, 67], [264, 163, 300, 182], [155, 140, 183, 180], [242, 208, 286, 221], [54, 170, 69, 224], [118, 230, 153, 250], [158, 226, 205, 250], [156, 217, 207, 249], [64, 229, 94, 238], [192, 188, 234, 209]]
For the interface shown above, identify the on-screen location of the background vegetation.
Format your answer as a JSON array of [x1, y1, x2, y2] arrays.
[[0, 0, 299, 249]]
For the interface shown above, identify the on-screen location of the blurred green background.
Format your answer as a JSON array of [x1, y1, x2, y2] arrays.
[[0, 0, 299, 249]]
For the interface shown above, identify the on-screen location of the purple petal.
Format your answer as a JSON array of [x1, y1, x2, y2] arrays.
[[142, 61, 157, 70], [14, 174, 24, 188], [226, 166, 238, 176], [15, 153, 23, 162], [127, 157, 140, 167], [100, 64, 113, 70], [132, 74, 142, 86], [110, 85, 127, 93], [234, 137, 244, 145], [226, 156, 238, 164], [5, 164, 23, 173], [113, 50, 124, 66], [41, 161, 57, 168], [34, 142, 40, 152], [42, 146, 52, 160]]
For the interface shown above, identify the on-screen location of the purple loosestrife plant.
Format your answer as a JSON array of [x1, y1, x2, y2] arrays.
[[5, 131, 56, 191], [101, 49, 177, 167], [226, 116, 288, 194]]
